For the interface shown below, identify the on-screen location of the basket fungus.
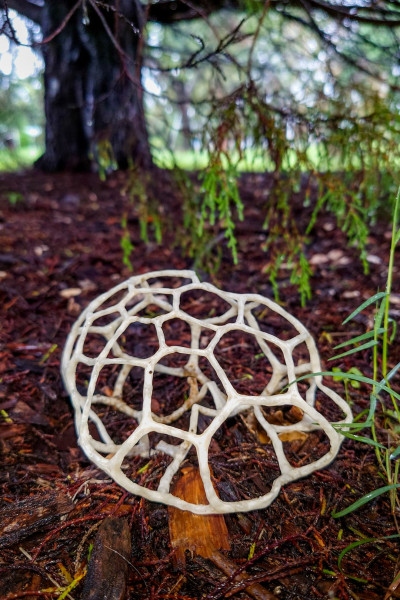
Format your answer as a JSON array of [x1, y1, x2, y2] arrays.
[[62, 269, 352, 515]]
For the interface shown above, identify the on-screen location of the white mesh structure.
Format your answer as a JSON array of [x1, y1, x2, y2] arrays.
[[62, 269, 352, 514]]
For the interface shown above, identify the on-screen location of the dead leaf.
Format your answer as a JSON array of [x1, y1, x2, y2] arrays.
[[278, 431, 308, 443]]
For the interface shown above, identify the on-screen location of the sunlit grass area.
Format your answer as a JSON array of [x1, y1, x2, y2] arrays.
[[2, 142, 399, 174], [152, 147, 293, 172], [151, 144, 400, 173], [0, 145, 42, 172]]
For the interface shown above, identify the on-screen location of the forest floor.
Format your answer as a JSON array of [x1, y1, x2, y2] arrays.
[[0, 168, 399, 600]]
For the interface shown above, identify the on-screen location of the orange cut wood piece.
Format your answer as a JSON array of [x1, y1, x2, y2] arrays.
[[168, 466, 230, 566], [169, 467, 278, 600]]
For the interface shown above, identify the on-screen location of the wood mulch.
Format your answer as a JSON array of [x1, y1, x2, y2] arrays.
[[0, 168, 399, 600]]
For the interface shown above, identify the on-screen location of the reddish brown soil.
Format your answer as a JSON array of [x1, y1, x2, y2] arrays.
[[0, 169, 399, 600]]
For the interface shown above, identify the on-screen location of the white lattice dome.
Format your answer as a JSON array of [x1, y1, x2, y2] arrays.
[[62, 270, 352, 514]]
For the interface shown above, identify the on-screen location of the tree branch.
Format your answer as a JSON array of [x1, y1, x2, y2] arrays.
[[147, 0, 236, 23], [147, 0, 400, 27], [3, 0, 400, 31], [304, 0, 400, 26], [0, 0, 42, 24]]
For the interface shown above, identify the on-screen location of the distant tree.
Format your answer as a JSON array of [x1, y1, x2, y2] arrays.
[[1, 1, 400, 172], [1, 1, 400, 303]]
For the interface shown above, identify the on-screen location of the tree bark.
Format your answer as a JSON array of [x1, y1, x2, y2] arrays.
[[35, 0, 152, 172]]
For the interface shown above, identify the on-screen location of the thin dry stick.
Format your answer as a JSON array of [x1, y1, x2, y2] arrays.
[[40, 0, 83, 45]]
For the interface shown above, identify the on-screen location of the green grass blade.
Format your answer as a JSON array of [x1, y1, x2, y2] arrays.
[[328, 340, 378, 361], [342, 292, 388, 324], [388, 318, 397, 343], [375, 295, 387, 330], [333, 328, 385, 350], [352, 408, 369, 422], [332, 484, 400, 518], [291, 372, 400, 403], [379, 362, 400, 389], [385, 362, 400, 384], [367, 393, 378, 422], [338, 534, 400, 571], [332, 422, 373, 432], [335, 432, 386, 449], [390, 446, 400, 460]]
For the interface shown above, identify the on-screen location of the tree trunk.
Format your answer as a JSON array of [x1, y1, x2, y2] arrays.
[[36, 0, 152, 172]]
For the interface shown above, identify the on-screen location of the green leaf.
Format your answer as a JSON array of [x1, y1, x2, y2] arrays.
[[347, 367, 363, 388], [333, 328, 385, 350], [332, 366, 344, 382], [328, 340, 378, 361], [332, 484, 400, 518], [342, 292, 388, 324]]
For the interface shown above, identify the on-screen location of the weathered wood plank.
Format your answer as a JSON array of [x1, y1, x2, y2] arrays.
[[80, 516, 131, 600], [0, 490, 73, 548]]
